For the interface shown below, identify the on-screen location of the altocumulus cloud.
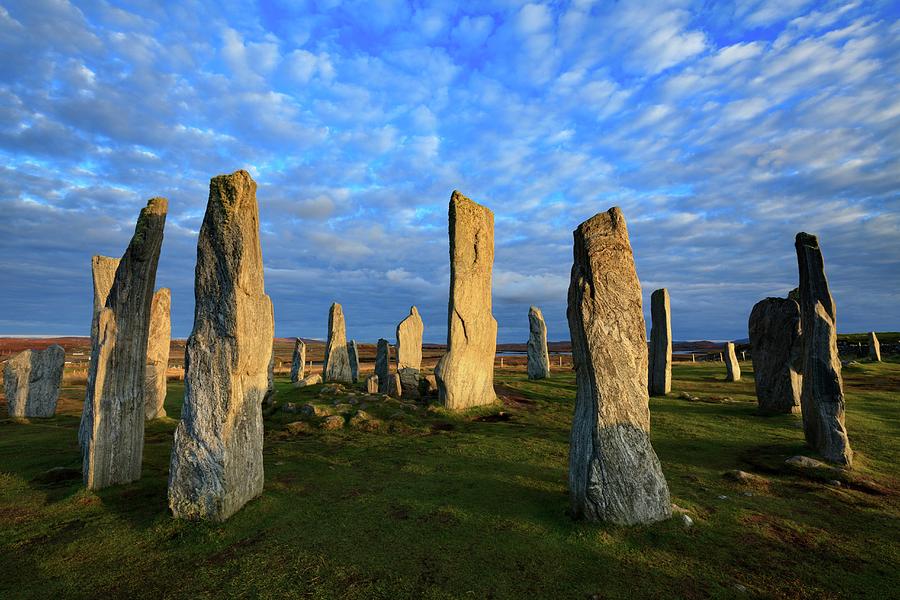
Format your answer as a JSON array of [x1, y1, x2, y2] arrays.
[[0, 0, 898, 343]]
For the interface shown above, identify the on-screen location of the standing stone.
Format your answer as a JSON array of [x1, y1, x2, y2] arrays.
[[648, 289, 671, 396], [144, 288, 171, 420], [388, 373, 402, 398], [434, 191, 498, 409], [566, 207, 671, 525], [375, 338, 391, 394], [724, 342, 741, 382], [323, 303, 352, 384], [366, 374, 379, 394], [263, 340, 277, 407], [91, 256, 121, 342], [81, 197, 167, 490], [4, 345, 65, 418], [168, 170, 273, 520], [290, 338, 306, 383], [748, 297, 802, 415], [527, 306, 551, 380], [795, 232, 852, 466], [868, 332, 881, 362], [348, 340, 360, 384], [396, 306, 424, 397]]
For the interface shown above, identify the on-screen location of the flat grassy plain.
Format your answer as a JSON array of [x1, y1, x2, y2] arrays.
[[1, 360, 898, 599]]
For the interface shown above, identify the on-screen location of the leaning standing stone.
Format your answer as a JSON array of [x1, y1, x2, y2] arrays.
[[527, 306, 551, 380], [323, 303, 352, 383], [724, 342, 741, 382], [168, 170, 273, 520], [648, 289, 671, 396], [795, 232, 852, 466], [434, 191, 498, 409], [566, 207, 671, 525], [4, 345, 65, 418], [375, 338, 391, 394], [290, 338, 306, 383], [348, 339, 360, 384], [748, 297, 801, 414], [868, 332, 881, 362], [397, 306, 424, 397], [81, 198, 167, 490], [144, 288, 171, 420]]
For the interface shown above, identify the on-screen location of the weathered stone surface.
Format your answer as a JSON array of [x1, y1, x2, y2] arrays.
[[320, 415, 344, 430], [398, 367, 420, 398], [434, 191, 498, 409], [748, 297, 802, 415], [81, 197, 167, 490], [144, 288, 170, 420], [323, 303, 352, 383], [4, 345, 64, 418], [290, 338, 306, 383], [527, 306, 551, 380], [90, 256, 121, 342], [566, 207, 671, 525], [418, 374, 438, 398], [868, 332, 881, 362], [168, 170, 273, 520], [375, 338, 391, 393], [396, 306, 424, 397], [724, 342, 741, 382], [348, 339, 360, 383], [264, 339, 277, 408], [795, 232, 852, 466], [388, 372, 402, 398], [294, 373, 322, 387], [366, 374, 379, 394], [648, 289, 671, 396]]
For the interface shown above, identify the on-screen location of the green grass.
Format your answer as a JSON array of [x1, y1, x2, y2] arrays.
[[1, 359, 898, 599]]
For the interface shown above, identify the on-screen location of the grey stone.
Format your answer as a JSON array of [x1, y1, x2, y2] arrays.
[[418, 374, 438, 398], [566, 207, 671, 525], [648, 288, 671, 396], [81, 197, 167, 490], [323, 303, 352, 384], [398, 367, 420, 398], [168, 170, 273, 521], [375, 338, 391, 394], [434, 191, 497, 409], [348, 339, 360, 383], [388, 372, 402, 398], [290, 338, 306, 383], [868, 332, 881, 362], [396, 306, 424, 398], [144, 288, 170, 420], [4, 344, 64, 418], [365, 374, 379, 394], [724, 342, 741, 381], [748, 297, 801, 414], [795, 232, 852, 466], [527, 306, 550, 380]]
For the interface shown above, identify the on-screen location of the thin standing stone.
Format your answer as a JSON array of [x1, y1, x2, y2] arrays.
[[375, 338, 390, 394], [527, 306, 551, 380], [348, 339, 360, 384], [323, 303, 352, 383], [648, 289, 671, 396], [725, 342, 741, 382], [144, 288, 171, 420], [290, 338, 306, 383], [868, 332, 881, 362]]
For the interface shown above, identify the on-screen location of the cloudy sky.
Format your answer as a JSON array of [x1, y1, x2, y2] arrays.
[[0, 0, 898, 344]]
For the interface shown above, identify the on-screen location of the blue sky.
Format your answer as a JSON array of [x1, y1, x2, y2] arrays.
[[0, 0, 898, 343]]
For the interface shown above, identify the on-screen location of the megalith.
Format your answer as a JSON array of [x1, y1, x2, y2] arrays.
[[725, 342, 741, 382], [566, 207, 671, 525], [323, 303, 352, 383], [648, 289, 671, 396], [748, 297, 801, 414], [168, 170, 274, 520], [527, 306, 550, 380], [868, 332, 881, 362], [144, 288, 171, 420], [795, 232, 852, 466], [4, 345, 65, 418], [366, 374, 379, 394], [375, 338, 391, 394], [81, 197, 167, 490], [434, 191, 498, 409], [290, 338, 306, 383], [397, 306, 424, 397], [348, 339, 360, 384]]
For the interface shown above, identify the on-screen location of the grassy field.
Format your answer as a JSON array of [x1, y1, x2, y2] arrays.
[[1, 359, 898, 599]]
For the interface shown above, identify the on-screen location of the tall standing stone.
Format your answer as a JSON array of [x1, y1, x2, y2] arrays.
[[348, 339, 360, 384], [323, 303, 352, 384], [81, 198, 167, 490], [144, 288, 171, 420], [566, 207, 671, 525], [168, 170, 274, 520], [527, 306, 550, 380], [397, 306, 424, 398], [724, 342, 741, 382], [375, 338, 390, 394], [748, 297, 802, 415], [648, 289, 671, 396], [868, 332, 881, 362], [4, 345, 65, 418], [290, 338, 306, 383], [795, 232, 852, 466], [434, 191, 498, 409]]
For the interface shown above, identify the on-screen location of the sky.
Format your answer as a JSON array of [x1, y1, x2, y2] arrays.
[[0, 0, 898, 344]]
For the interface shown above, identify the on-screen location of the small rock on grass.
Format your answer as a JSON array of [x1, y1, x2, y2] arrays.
[[680, 514, 693, 528], [286, 421, 313, 435], [723, 470, 767, 484], [320, 415, 345, 431]]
